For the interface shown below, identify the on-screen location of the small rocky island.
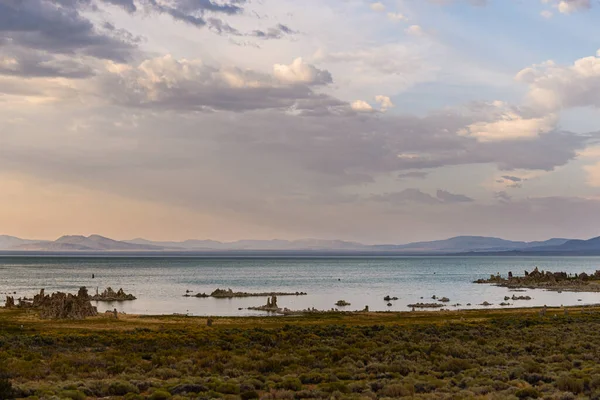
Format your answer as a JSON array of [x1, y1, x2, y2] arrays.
[[189, 288, 307, 298], [4, 288, 98, 319], [248, 296, 281, 312], [91, 287, 136, 301], [475, 268, 600, 292], [335, 300, 351, 307]]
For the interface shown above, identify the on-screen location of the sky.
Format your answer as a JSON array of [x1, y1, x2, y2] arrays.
[[1, 0, 600, 243]]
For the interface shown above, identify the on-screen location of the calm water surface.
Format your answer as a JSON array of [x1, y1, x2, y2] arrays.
[[1, 256, 599, 316]]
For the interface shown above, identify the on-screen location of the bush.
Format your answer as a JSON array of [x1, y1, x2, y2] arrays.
[[557, 375, 585, 394], [109, 381, 140, 396], [515, 387, 540, 399], [0, 378, 13, 400], [241, 390, 260, 399], [148, 389, 172, 400]]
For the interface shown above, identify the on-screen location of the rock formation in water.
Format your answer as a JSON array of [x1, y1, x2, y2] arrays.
[[248, 296, 281, 312], [91, 287, 136, 301], [10, 288, 98, 319], [335, 300, 351, 307], [475, 268, 600, 292], [208, 288, 307, 298], [4, 296, 15, 308]]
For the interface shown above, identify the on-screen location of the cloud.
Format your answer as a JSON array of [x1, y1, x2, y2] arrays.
[[0, 0, 138, 62], [372, 189, 441, 205], [0, 48, 95, 78], [494, 191, 512, 202], [554, 0, 591, 14], [459, 111, 558, 142], [541, 10, 554, 18], [370, 2, 386, 12], [351, 100, 373, 112], [436, 189, 474, 203], [387, 12, 407, 21], [273, 58, 333, 85], [397, 171, 429, 180], [250, 24, 297, 40], [372, 189, 473, 205], [375, 95, 394, 111], [98, 55, 343, 113], [501, 175, 522, 182], [516, 50, 600, 113], [428, 0, 487, 6], [584, 162, 600, 187], [406, 25, 425, 37]]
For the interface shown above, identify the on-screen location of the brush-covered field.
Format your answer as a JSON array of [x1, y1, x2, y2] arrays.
[[1, 307, 600, 399]]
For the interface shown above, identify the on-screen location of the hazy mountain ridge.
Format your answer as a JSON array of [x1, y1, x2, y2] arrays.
[[0, 234, 585, 253]]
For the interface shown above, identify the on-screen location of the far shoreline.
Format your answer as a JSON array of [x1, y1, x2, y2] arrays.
[[3, 250, 600, 258]]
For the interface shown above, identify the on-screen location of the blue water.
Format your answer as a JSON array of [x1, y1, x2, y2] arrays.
[[1, 256, 599, 316]]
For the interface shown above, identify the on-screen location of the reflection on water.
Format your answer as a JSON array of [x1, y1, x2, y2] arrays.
[[1, 256, 599, 316]]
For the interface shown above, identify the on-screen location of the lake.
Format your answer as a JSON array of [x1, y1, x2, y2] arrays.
[[1, 255, 599, 316]]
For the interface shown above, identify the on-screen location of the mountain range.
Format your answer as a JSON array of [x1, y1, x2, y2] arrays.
[[2, 234, 600, 254]]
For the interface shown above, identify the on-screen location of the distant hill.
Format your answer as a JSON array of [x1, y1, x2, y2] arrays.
[[0, 235, 46, 250], [372, 236, 570, 253], [14, 235, 168, 251], [0, 234, 587, 253], [523, 236, 600, 253], [126, 238, 370, 251]]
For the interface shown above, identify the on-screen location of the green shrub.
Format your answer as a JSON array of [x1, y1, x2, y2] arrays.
[[557, 374, 585, 394], [380, 383, 414, 397], [0, 378, 13, 400], [108, 380, 140, 396], [515, 387, 540, 399], [240, 390, 260, 399], [148, 389, 172, 400], [215, 382, 240, 394], [59, 390, 86, 400], [277, 377, 302, 391]]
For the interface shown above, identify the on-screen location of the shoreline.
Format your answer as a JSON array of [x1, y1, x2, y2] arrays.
[[3, 303, 600, 328]]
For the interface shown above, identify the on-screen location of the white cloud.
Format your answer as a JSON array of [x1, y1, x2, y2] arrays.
[[584, 162, 600, 187], [459, 108, 558, 142], [557, 0, 591, 14], [273, 57, 333, 85], [370, 2, 386, 12], [406, 25, 425, 36], [578, 146, 600, 159], [375, 95, 394, 111], [516, 51, 600, 113], [351, 100, 373, 112], [387, 12, 407, 21]]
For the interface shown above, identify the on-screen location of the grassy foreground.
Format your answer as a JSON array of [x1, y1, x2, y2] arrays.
[[1, 307, 600, 399]]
